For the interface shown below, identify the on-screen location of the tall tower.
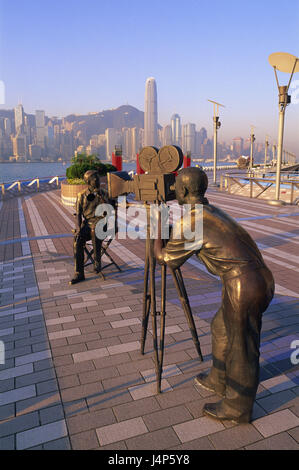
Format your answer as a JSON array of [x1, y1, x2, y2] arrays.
[[144, 77, 158, 147]]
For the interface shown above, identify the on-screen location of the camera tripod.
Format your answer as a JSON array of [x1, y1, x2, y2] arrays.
[[140, 204, 203, 393]]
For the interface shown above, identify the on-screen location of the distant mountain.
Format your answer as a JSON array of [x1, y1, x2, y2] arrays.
[[64, 105, 146, 139], [0, 104, 162, 141]]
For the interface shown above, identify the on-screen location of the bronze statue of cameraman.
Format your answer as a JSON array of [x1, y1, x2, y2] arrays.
[[154, 167, 275, 424]]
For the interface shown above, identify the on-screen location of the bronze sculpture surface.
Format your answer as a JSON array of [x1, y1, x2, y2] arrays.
[[70, 170, 108, 284], [154, 167, 275, 423]]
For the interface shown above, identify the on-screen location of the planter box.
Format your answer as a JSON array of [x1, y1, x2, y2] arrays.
[[61, 182, 87, 207], [61, 177, 108, 207]]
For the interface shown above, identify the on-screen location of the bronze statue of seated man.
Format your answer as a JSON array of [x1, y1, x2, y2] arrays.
[[70, 170, 108, 285], [154, 167, 274, 424]]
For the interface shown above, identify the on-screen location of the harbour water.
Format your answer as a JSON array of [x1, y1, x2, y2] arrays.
[[0, 160, 237, 183]]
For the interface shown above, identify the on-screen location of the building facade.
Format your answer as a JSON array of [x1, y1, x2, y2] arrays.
[[144, 77, 158, 147]]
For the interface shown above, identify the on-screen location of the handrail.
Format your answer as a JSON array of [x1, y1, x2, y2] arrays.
[[220, 173, 299, 204], [0, 175, 67, 197]]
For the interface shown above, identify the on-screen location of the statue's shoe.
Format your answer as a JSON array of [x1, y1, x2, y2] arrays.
[[194, 372, 225, 397], [69, 274, 85, 285], [203, 401, 251, 424]]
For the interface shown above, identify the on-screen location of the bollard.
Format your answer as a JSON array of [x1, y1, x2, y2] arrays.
[[112, 151, 122, 171], [136, 154, 145, 175], [183, 154, 191, 168]]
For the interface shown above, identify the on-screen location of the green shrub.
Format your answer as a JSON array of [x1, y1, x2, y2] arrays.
[[66, 153, 117, 182], [66, 178, 85, 185]]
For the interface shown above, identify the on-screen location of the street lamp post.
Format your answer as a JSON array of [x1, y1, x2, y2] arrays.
[[208, 99, 225, 186], [249, 126, 255, 171], [264, 135, 269, 167], [268, 52, 299, 205]]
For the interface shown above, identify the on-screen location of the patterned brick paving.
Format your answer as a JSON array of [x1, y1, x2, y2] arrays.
[[0, 185, 298, 450]]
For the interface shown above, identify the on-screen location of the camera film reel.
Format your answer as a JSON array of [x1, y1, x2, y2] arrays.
[[139, 145, 183, 174]]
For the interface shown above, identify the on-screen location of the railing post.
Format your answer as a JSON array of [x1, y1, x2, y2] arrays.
[[37, 179, 40, 190], [290, 182, 294, 204], [1, 184, 5, 196], [250, 179, 253, 198]]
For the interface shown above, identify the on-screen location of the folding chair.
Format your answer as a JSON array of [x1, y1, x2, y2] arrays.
[[84, 237, 122, 280]]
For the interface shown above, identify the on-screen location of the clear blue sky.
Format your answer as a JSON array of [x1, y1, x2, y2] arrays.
[[0, 0, 298, 151]]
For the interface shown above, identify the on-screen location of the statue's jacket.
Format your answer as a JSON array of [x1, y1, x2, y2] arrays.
[[76, 188, 107, 226], [161, 204, 267, 281]]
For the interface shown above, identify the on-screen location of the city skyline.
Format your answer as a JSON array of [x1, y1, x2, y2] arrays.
[[2, 95, 294, 165], [0, 0, 298, 153]]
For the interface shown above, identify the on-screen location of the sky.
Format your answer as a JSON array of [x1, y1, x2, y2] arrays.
[[0, 0, 298, 152]]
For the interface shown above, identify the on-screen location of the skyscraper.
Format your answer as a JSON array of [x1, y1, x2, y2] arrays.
[[14, 104, 24, 132], [105, 128, 122, 160], [4, 118, 11, 136], [232, 137, 244, 156], [162, 125, 172, 146], [171, 114, 181, 146], [183, 123, 196, 155], [35, 110, 47, 148], [144, 77, 158, 147]]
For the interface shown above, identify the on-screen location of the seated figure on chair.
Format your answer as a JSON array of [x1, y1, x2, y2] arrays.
[[70, 170, 108, 285], [154, 167, 274, 424]]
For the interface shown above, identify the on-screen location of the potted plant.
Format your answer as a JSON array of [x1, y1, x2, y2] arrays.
[[61, 153, 116, 206]]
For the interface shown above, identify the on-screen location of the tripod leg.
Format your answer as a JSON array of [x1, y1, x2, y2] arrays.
[[140, 237, 150, 355], [149, 241, 161, 393], [171, 268, 203, 362], [158, 263, 167, 393]]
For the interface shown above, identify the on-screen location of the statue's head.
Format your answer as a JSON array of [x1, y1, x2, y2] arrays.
[[175, 167, 208, 205], [83, 170, 100, 190]]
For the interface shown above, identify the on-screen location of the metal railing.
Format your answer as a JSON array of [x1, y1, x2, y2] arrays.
[[220, 173, 299, 204], [0, 175, 66, 197]]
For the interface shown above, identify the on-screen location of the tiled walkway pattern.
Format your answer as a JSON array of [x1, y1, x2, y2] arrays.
[[0, 185, 298, 450]]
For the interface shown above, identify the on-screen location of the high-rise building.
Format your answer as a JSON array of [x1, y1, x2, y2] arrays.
[[14, 104, 24, 132], [35, 110, 47, 148], [122, 127, 132, 159], [12, 134, 26, 160], [183, 123, 196, 155], [105, 128, 118, 160], [197, 127, 208, 146], [131, 127, 142, 158], [35, 110, 45, 128], [232, 137, 244, 156], [29, 144, 42, 161], [162, 125, 172, 146], [4, 118, 11, 136], [171, 114, 181, 146], [144, 77, 158, 147]]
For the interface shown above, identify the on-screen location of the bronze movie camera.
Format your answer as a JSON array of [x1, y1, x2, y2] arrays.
[[107, 145, 183, 203]]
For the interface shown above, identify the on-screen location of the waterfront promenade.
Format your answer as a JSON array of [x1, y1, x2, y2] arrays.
[[0, 185, 299, 450]]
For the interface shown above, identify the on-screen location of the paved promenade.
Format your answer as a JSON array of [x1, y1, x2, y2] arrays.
[[0, 186, 298, 450]]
